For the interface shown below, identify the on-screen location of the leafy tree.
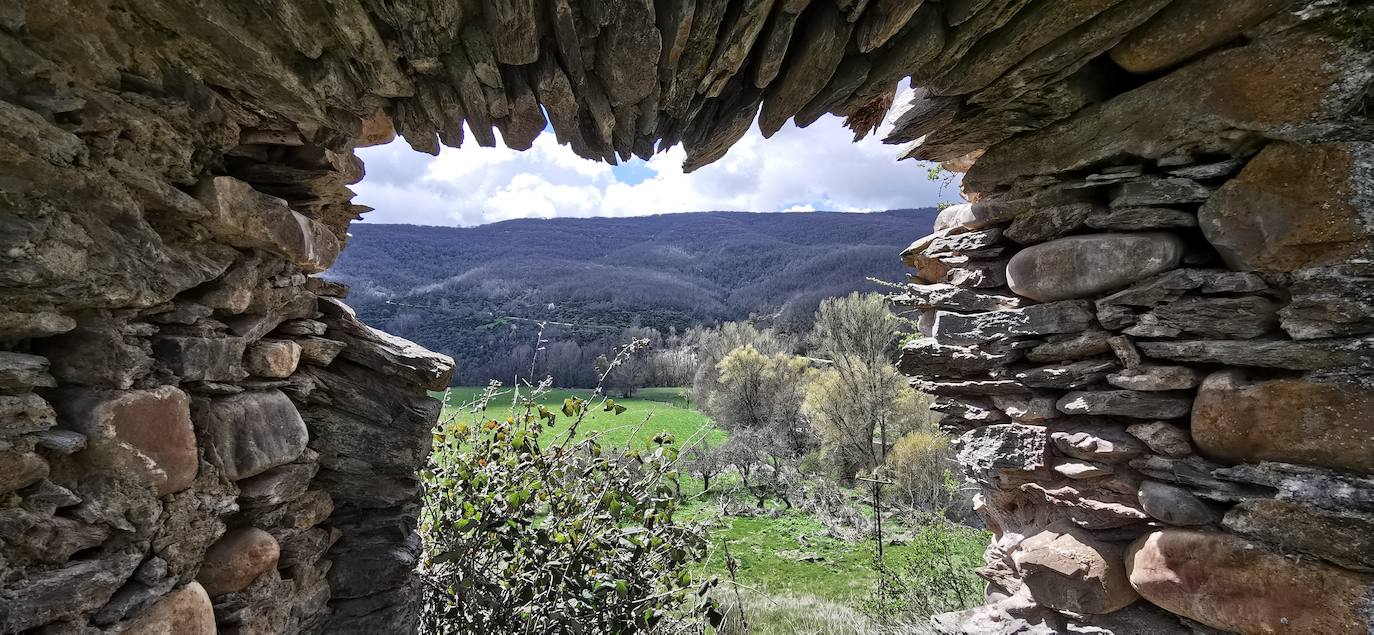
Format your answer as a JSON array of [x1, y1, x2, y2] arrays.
[[699, 345, 814, 506], [418, 379, 719, 632], [886, 428, 957, 511], [804, 293, 923, 482]]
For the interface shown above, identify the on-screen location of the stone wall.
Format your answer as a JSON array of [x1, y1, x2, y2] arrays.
[[892, 3, 1374, 633], [2, 0, 1372, 633], [0, 2, 455, 630]]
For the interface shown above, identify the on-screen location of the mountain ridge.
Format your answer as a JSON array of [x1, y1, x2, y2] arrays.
[[327, 208, 938, 384]]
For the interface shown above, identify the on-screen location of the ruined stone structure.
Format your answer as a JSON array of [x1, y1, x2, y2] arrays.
[[0, 0, 1370, 633]]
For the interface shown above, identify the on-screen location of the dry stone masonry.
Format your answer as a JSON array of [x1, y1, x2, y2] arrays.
[[890, 2, 1374, 633], [0, 0, 1371, 633]]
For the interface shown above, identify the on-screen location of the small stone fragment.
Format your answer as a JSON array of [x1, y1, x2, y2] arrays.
[[1107, 365, 1199, 391], [1125, 421, 1192, 457]]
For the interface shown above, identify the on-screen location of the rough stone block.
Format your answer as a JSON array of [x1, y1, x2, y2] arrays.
[[1192, 370, 1374, 474], [196, 390, 309, 481], [194, 176, 341, 273], [53, 386, 198, 495], [1199, 142, 1374, 272], [1015, 523, 1139, 614], [1126, 530, 1374, 634]]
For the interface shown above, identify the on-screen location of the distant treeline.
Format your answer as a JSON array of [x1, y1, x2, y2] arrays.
[[326, 208, 937, 385]]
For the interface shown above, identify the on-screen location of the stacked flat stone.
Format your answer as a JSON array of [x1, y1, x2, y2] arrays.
[[892, 3, 1374, 634]]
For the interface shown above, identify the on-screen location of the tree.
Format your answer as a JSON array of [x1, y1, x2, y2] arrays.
[[687, 322, 788, 408], [699, 345, 814, 506], [804, 293, 928, 483]]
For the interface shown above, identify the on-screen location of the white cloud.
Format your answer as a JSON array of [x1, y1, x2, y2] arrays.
[[353, 97, 958, 226]]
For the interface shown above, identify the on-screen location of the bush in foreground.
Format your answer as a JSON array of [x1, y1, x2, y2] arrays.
[[418, 383, 720, 633]]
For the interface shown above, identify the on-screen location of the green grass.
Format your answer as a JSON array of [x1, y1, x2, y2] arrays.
[[436, 386, 726, 450]]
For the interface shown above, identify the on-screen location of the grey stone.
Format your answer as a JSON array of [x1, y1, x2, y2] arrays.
[[1006, 233, 1185, 302], [1057, 390, 1192, 419], [1110, 177, 1211, 207], [1138, 480, 1219, 526], [0, 310, 76, 344], [933, 301, 1095, 344], [0, 450, 49, 495], [1053, 460, 1111, 480], [0, 352, 56, 392], [237, 463, 319, 508], [1108, 365, 1199, 391], [992, 393, 1061, 422], [31, 429, 87, 454], [1137, 337, 1374, 371], [20, 480, 82, 516], [891, 283, 1026, 312], [1003, 203, 1094, 245], [276, 319, 326, 336], [1016, 358, 1118, 389], [319, 298, 454, 390], [0, 551, 142, 632], [1, 393, 56, 437], [245, 339, 302, 378], [1141, 296, 1280, 339], [297, 336, 346, 367], [195, 390, 309, 481], [927, 227, 1006, 257], [194, 177, 341, 273], [1025, 330, 1113, 363], [151, 335, 248, 382], [1224, 499, 1374, 572], [1109, 0, 1289, 73], [955, 424, 1050, 487], [933, 397, 1011, 423], [1050, 424, 1146, 464], [1085, 206, 1197, 230], [1125, 421, 1193, 457], [912, 378, 1032, 396]]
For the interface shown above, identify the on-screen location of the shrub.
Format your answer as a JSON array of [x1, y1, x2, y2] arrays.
[[864, 517, 989, 624], [418, 383, 720, 632]]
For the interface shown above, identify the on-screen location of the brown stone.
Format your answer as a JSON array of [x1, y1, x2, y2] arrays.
[[53, 386, 198, 495], [1199, 142, 1374, 272], [297, 336, 346, 366], [1192, 370, 1374, 474], [1126, 530, 1374, 634], [245, 339, 302, 378], [196, 528, 281, 597], [113, 581, 216, 635], [1110, 0, 1288, 73], [1015, 523, 1139, 614]]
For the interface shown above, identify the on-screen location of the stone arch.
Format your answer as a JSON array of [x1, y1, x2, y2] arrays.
[[1, 1, 1371, 633]]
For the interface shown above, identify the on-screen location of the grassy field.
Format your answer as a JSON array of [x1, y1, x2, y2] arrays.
[[432, 386, 985, 630], [437, 386, 727, 450]]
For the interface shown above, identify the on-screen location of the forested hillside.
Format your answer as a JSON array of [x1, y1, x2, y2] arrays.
[[326, 208, 937, 385]]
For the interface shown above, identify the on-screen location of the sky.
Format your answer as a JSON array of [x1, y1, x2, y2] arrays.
[[353, 90, 958, 227]]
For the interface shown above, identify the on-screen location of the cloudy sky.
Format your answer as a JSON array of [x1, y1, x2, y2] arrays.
[[354, 95, 957, 226]]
